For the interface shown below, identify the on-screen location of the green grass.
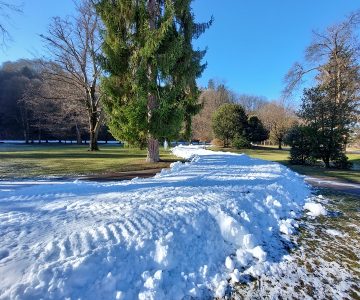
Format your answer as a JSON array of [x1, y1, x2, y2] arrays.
[[1, 143, 359, 183], [0, 143, 178, 179], [211, 146, 360, 184]]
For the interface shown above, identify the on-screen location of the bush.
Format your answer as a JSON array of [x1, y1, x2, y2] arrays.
[[232, 135, 251, 149], [211, 138, 224, 147], [331, 152, 353, 169], [285, 125, 314, 165], [286, 125, 352, 169]]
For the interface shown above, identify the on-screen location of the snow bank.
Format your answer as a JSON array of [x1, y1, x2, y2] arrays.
[[0, 145, 311, 299]]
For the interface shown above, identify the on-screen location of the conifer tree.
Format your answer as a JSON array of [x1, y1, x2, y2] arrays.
[[299, 47, 359, 169], [212, 103, 248, 148], [96, 0, 211, 162]]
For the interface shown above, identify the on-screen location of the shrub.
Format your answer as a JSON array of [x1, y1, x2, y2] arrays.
[[211, 138, 224, 147], [285, 125, 314, 165], [232, 135, 251, 149], [331, 152, 353, 169]]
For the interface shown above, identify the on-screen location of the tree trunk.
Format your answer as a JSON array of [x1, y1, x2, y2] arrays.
[[89, 112, 99, 151], [38, 121, 42, 144], [75, 122, 82, 145], [22, 113, 30, 144], [184, 114, 192, 143], [24, 129, 29, 144], [147, 137, 159, 163], [146, 0, 159, 163], [324, 157, 330, 168], [278, 138, 282, 150], [146, 94, 160, 162]]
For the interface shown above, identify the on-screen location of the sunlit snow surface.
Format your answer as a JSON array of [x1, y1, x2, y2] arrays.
[[0, 145, 311, 299]]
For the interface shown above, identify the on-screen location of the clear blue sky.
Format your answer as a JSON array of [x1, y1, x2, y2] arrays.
[[1, 0, 359, 100]]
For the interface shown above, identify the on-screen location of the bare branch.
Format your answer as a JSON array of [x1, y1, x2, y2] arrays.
[[0, 1, 22, 46], [40, 0, 104, 150]]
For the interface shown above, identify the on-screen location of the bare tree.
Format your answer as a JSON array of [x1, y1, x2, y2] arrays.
[[258, 101, 297, 149], [284, 10, 360, 98], [21, 68, 88, 143], [192, 83, 234, 141], [236, 94, 267, 115], [41, 0, 103, 151], [0, 1, 22, 46]]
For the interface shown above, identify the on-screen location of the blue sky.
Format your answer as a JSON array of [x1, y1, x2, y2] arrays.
[[1, 0, 359, 100]]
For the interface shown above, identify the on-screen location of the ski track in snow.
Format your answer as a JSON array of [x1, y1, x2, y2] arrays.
[[0, 145, 311, 299]]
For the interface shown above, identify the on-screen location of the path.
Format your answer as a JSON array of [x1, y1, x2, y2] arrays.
[[305, 176, 360, 196], [0, 146, 310, 299]]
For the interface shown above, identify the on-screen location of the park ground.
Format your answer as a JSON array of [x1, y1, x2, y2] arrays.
[[0, 143, 359, 184]]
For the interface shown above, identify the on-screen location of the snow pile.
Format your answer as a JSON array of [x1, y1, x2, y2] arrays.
[[304, 202, 327, 217], [0, 145, 311, 299]]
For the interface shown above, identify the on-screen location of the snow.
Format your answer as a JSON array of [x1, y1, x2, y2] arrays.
[[304, 202, 327, 217], [326, 229, 343, 237], [0, 145, 311, 299]]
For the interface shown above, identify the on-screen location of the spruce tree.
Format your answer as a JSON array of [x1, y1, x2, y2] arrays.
[[96, 0, 211, 162]]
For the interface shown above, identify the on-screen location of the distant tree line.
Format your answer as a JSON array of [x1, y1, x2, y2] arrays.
[[191, 80, 297, 149], [0, 59, 111, 143]]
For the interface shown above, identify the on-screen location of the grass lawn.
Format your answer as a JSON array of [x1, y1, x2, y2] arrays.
[[211, 146, 360, 184], [1, 143, 359, 183], [0, 143, 178, 179]]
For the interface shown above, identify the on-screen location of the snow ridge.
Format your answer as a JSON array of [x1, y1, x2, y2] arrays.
[[0, 145, 311, 299]]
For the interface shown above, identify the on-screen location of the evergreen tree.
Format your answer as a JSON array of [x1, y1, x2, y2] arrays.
[[212, 103, 248, 147], [298, 46, 359, 169], [96, 0, 211, 162], [245, 115, 268, 144]]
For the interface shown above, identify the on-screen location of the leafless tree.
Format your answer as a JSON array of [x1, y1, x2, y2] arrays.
[[283, 10, 360, 99], [257, 101, 297, 149], [41, 0, 103, 151], [192, 84, 234, 141], [236, 94, 267, 115], [21, 68, 88, 143]]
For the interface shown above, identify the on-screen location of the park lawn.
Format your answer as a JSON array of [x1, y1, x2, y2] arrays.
[[0, 143, 178, 179], [211, 146, 360, 184], [1, 143, 359, 183]]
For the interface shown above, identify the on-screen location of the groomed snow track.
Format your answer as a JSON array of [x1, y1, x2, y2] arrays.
[[0, 145, 310, 299]]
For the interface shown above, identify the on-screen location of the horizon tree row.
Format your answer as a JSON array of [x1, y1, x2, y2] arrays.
[[0, 59, 113, 143]]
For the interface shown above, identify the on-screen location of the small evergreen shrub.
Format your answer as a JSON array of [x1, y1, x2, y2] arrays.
[[232, 135, 250, 149]]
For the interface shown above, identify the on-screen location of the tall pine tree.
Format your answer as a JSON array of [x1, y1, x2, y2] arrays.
[[96, 0, 211, 162]]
